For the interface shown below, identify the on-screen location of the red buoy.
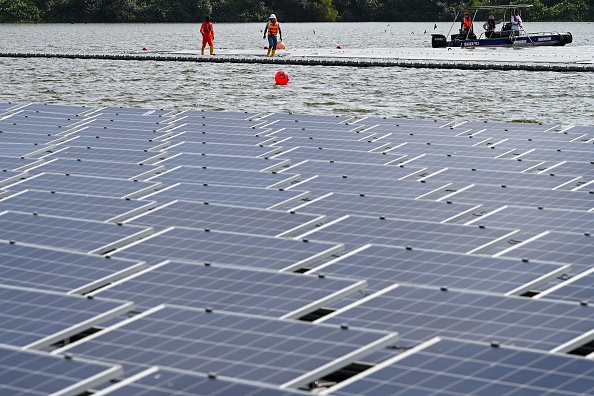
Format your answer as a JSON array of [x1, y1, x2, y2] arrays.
[[142, 47, 148, 51], [264, 45, 269, 49], [275, 70, 290, 85], [336, 45, 342, 49]]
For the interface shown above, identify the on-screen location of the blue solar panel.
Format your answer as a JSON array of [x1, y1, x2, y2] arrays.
[[146, 166, 299, 189], [318, 283, 594, 352], [271, 136, 392, 152], [290, 192, 481, 222], [324, 337, 594, 396], [273, 147, 399, 165], [0, 189, 157, 222], [41, 146, 168, 164], [167, 131, 276, 145], [126, 201, 326, 237], [88, 106, 172, 117], [0, 344, 122, 396], [0, 142, 52, 158], [5, 172, 162, 199], [544, 160, 594, 179], [0, 155, 41, 172], [14, 102, 95, 116], [307, 244, 568, 295], [93, 261, 365, 318], [297, 215, 519, 254], [0, 170, 25, 187], [0, 211, 153, 254], [279, 160, 426, 180], [94, 367, 310, 396], [55, 305, 398, 389], [58, 135, 168, 151], [537, 266, 594, 304], [28, 158, 164, 180], [0, 130, 67, 145], [0, 239, 146, 294], [167, 142, 283, 158], [402, 153, 547, 173], [0, 284, 133, 350], [142, 183, 309, 210], [154, 152, 289, 172], [110, 227, 343, 270]]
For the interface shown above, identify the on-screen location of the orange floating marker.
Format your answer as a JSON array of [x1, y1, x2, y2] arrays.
[[277, 41, 286, 50], [275, 70, 290, 85]]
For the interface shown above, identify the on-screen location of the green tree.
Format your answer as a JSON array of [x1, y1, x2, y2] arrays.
[[213, 0, 266, 22], [546, 0, 589, 21], [0, 0, 42, 22]]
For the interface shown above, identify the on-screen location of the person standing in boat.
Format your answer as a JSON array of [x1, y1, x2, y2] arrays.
[[511, 9, 523, 36], [460, 11, 475, 39], [263, 14, 283, 57], [200, 15, 215, 56], [483, 15, 501, 38]]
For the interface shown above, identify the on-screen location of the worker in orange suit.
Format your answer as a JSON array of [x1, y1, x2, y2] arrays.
[[200, 15, 214, 55]]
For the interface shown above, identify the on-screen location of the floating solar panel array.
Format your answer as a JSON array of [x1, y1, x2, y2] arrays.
[[0, 102, 593, 394]]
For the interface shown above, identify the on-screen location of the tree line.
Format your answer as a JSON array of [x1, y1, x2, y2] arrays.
[[1, 0, 592, 23]]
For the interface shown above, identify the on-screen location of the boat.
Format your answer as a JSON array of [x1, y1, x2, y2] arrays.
[[431, 4, 572, 48]]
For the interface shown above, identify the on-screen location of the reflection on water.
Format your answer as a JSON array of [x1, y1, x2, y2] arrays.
[[0, 23, 593, 126]]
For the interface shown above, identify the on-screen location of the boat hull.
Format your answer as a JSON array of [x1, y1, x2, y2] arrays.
[[432, 32, 572, 48]]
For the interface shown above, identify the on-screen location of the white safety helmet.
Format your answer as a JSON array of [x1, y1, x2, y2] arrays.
[[489, 15, 495, 19], [269, 14, 276, 19]]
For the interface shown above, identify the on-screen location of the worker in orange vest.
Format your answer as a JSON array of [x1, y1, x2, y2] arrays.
[[263, 14, 282, 57], [461, 11, 473, 34], [200, 15, 214, 55]]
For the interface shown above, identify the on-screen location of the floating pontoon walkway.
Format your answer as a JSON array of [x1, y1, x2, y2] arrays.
[[2, 46, 594, 72]]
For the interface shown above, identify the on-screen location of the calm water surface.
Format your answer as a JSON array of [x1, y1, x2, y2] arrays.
[[1, 22, 593, 126]]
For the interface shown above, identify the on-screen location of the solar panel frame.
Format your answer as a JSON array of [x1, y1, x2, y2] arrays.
[[0, 189, 158, 223], [535, 266, 594, 303], [141, 183, 310, 210], [401, 153, 549, 173], [165, 130, 277, 145], [4, 172, 162, 199], [0, 142, 54, 158], [0, 284, 134, 350], [57, 135, 170, 152], [306, 243, 569, 296], [27, 158, 165, 180], [296, 215, 520, 254], [39, 146, 168, 164], [53, 305, 398, 389], [167, 141, 284, 158], [68, 124, 181, 140], [0, 155, 42, 172], [271, 136, 393, 152], [125, 200, 327, 237], [278, 160, 426, 181], [317, 283, 594, 353], [91, 261, 366, 319], [272, 146, 403, 165], [0, 343, 123, 396], [145, 166, 299, 189], [153, 152, 289, 172], [321, 337, 594, 396], [0, 170, 26, 187], [0, 239, 147, 295], [109, 227, 344, 271], [0, 211, 154, 254]]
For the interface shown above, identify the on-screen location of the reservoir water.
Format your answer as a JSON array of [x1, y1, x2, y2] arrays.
[[1, 22, 593, 125]]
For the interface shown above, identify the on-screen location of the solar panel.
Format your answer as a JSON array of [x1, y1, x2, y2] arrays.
[[271, 136, 392, 152], [278, 160, 426, 180], [402, 153, 548, 173], [452, 120, 559, 134], [0, 130, 67, 145], [273, 147, 400, 165], [5, 172, 162, 199], [58, 135, 169, 151], [174, 109, 261, 119], [0, 284, 133, 350], [290, 192, 481, 222], [318, 283, 594, 353], [266, 126, 379, 142], [110, 227, 343, 270], [465, 206, 594, 237], [0, 239, 146, 294], [439, 184, 594, 212], [167, 142, 283, 158], [0, 102, 19, 114], [0, 142, 52, 158], [496, 231, 594, 275], [0, 211, 153, 254], [543, 160, 594, 179], [536, 267, 594, 304], [287, 175, 458, 200], [260, 112, 354, 124], [92, 261, 365, 319], [126, 201, 326, 237], [0, 344, 122, 396], [0, 155, 41, 172], [13, 102, 95, 116], [354, 116, 451, 128], [484, 137, 594, 153], [323, 337, 594, 396], [72, 125, 178, 140], [88, 106, 172, 117], [146, 166, 299, 189], [154, 153, 289, 172], [0, 190, 157, 222], [519, 149, 593, 163], [385, 141, 519, 159], [420, 168, 582, 190], [3, 113, 88, 128], [0, 122, 75, 136], [167, 131, 276, 145], [40, 146, 167, 164], [28, 158, 164, 180], [0, 170, 25, 187], [296, 215, 519, 254], [307, 244, 568, 295], [142, 183, 309, 210], [94, 367, 310, 396], [54, 305, 397, 389]]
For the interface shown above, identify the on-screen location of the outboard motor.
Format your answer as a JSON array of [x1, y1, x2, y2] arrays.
[[432, 34, 447, 48], [558, 32, 572, 45]]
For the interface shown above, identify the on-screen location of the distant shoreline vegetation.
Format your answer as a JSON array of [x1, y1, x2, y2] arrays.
[[1, 0, 592, 23]]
